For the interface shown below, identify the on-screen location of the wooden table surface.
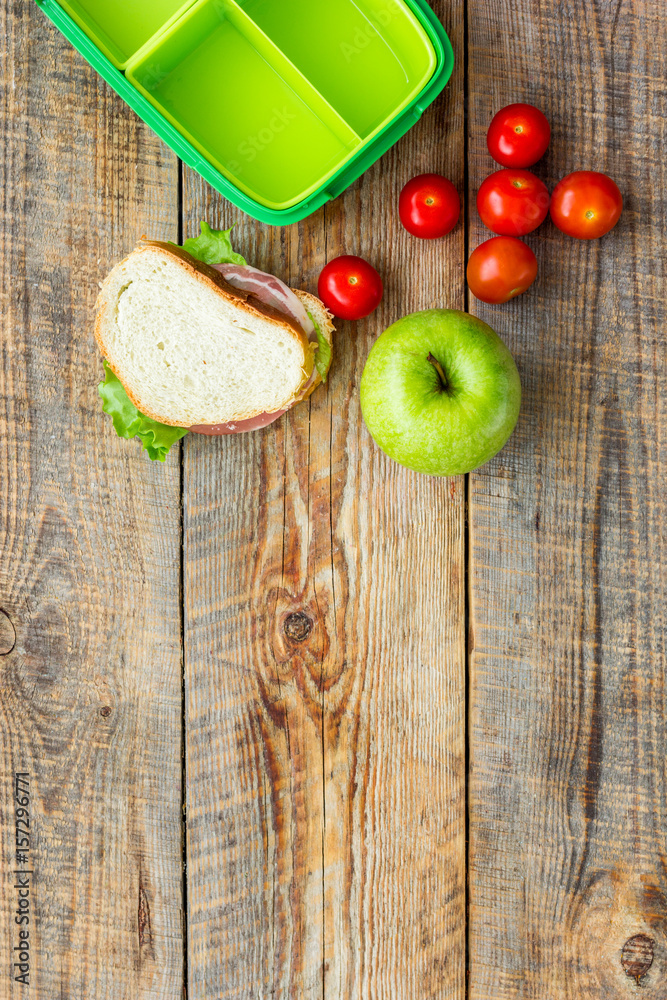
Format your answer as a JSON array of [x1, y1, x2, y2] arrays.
[[1, 0, 665, 997]]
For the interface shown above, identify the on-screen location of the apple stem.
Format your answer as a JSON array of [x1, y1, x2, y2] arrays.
[[427, 353, 449, 392]]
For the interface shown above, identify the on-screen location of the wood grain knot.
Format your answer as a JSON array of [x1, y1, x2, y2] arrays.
[[0, 609, 16, 655], [99, 706, 112, 718], [621, 934, 654, 984], [283, 611, 314, 643]]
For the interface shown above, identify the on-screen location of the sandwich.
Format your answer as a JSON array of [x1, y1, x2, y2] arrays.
[[95, 222, 335, 460]]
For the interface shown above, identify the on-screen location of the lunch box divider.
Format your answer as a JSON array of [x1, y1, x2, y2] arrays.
[[55, 0, 197, 69]]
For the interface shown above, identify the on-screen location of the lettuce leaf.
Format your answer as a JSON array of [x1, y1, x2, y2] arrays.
[[178, 221, 247, 266], [99, 362, 188, 462], [308, 311, 332, 383]]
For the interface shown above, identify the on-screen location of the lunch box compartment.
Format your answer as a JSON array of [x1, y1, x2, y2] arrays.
[[57, 0, 195, 68], [36, 0, 453, 224], [126, 0, 361, 210], [234, 0, 437, 139]]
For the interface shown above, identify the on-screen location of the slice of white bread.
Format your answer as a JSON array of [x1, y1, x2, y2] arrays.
[[95, 242, 334, 427]]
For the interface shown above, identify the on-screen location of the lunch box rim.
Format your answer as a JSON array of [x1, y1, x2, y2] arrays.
[[34, 0, 455, 226]]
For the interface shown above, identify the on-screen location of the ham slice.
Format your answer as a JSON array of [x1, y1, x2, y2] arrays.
[[190, 409, 287, 435], [190, 264, 317, 436], [212, 263, 316, 340]]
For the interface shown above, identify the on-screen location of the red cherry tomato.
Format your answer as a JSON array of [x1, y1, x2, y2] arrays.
[[487, 103, 551, 168], [550, 171, 623, 239], [318, 255, 383, 321], [467, 237, 538, 304], [399, 173, 461, 239], [477, 169, 550, 236]]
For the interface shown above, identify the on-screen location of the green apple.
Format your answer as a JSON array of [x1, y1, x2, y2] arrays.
[[360, 309, 521, 476]]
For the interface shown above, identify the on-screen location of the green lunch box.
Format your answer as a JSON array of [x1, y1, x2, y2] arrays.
[[34, 0, 454, 226]]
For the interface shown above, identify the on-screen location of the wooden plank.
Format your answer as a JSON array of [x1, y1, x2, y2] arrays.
[[467, 1, 667, 997], [183, 1, 466, 995], [0, 5, 184, 997]]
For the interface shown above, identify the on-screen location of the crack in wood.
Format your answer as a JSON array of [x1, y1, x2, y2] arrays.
[[138, 873, 155, 961]]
